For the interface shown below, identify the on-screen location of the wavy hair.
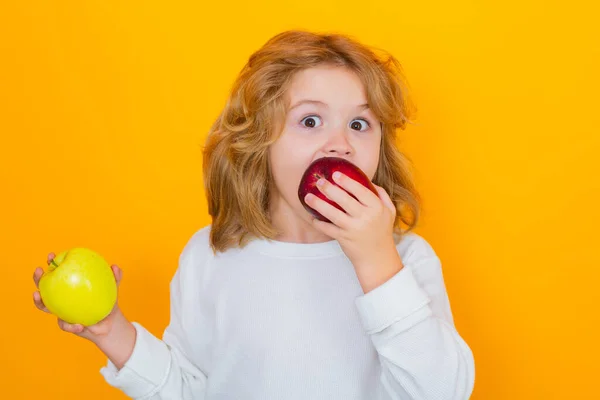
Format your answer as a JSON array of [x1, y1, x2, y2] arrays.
[[202, 29, 422, 254]]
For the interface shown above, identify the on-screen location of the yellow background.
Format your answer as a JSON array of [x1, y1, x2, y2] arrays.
[[2, 1, 598, 398]]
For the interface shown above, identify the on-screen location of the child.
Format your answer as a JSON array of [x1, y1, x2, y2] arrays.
[[33, 30, 475, 399]]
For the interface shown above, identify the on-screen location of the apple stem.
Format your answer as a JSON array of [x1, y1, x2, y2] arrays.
[[50, 259, 59, 268]]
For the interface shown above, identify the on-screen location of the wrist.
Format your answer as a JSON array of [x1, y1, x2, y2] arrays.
[[94, 310, 137, 369], [94, 308, 126, 342], [350, 240, 398, 270], [353, 245, 404, 294]]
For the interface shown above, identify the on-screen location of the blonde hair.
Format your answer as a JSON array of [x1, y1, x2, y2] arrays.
[[202, 29, 422, 254]]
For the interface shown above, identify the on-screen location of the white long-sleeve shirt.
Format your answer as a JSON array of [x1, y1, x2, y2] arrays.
[[100, 225, 475, 399]]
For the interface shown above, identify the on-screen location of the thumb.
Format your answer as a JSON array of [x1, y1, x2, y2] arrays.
[[111, 265, 123, 286]]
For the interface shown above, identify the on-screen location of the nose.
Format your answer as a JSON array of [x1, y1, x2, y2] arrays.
[[323, 129, 353, 156]]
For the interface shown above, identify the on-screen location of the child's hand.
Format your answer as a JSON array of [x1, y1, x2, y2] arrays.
[[305, 172, 399, 268], [32, 252, 124, 343]]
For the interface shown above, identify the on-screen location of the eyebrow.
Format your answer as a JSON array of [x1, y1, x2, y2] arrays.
[[288, 99, 369, 111]]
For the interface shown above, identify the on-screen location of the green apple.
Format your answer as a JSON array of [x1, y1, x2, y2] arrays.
[[39, 247, 118, 326]]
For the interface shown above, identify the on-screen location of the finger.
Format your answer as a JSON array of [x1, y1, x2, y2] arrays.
[[332, 172, 379, 207], [316, 178, 362, 217], [33, 291, 50, 313], [47, 252, 55, 265], [33, 267, 44, 288], [111, 265, 122, 286], [373, 185, 396, 214], [57, 319, 84, 334], [304, 193, 350, 229]]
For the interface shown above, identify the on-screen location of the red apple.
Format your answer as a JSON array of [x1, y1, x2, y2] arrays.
[[298, 156, 378, 223]]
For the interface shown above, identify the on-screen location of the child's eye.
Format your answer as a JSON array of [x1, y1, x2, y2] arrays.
[[350, 119, 370, 132], [300, 115, 322, 129]]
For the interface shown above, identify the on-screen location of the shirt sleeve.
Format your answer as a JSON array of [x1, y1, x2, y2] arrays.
[[354, 241, 475, 400], [99, 234, 209, 399]]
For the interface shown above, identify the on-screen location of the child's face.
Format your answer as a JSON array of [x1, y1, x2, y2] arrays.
[[268, 65, 382, 228]]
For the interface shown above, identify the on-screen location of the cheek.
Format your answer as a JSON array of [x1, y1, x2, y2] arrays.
[[355, 138, 381, 179], [269, 141, 310, 193], [271, 131, 315, 165]]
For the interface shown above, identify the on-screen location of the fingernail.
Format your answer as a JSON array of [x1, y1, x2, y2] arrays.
[[333, 171, 341, 180], [317, 178, 325, 186]]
